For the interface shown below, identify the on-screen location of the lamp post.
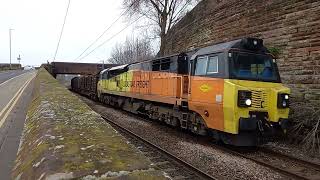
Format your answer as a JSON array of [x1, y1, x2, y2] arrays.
[[9, 29, 14, 69]]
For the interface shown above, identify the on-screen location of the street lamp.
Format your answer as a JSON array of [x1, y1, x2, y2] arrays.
[[9, 28, 14, 70]]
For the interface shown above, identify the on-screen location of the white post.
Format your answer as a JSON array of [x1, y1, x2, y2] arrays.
[[9, 29, 14, 70], [9, 29, 12, 69]]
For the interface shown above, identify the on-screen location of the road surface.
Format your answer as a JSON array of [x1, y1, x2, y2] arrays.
[[0, 70, 28, 84], [0, 70, 36, 179]]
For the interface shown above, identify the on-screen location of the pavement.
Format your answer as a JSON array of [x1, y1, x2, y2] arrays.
[[0, 70, 36, 180]]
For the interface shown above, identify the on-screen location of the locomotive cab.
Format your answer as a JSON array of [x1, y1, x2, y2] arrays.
[[225, 51, 290, 145], [189, 38, 290, 146]]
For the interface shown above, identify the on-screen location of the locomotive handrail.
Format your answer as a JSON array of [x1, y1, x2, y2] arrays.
[[152, 75, 182, 79]]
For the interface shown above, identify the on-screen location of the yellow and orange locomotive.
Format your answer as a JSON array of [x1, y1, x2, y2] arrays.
[[72, 38, 290, 146]]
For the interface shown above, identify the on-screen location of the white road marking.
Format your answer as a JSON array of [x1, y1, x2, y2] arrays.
[[0, 73, 36, 128]]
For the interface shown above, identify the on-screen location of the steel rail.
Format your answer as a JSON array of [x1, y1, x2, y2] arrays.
[[211, 144, 317, 180], [101, 115, 218, 180], [259, 147, 320, 171]]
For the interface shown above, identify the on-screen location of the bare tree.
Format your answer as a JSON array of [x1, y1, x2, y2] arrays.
[[123, 0, 198, 56], [109, 36, 154, 64]]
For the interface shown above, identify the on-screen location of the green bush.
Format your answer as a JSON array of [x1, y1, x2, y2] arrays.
[[267, 46, 281, 58]]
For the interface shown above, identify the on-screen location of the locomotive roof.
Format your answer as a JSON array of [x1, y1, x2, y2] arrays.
[[99, 69, 108, 74], [108, 64, 128, 71], [191, 37, 267, 59], [99, 64, 128, 74], [100, 37, 267, 73]]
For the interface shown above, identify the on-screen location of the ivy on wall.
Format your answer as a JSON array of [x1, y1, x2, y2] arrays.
[[267, 46, 281, 58]]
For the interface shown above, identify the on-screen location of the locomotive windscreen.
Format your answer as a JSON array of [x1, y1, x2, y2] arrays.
[[229, 52, 281, 83]]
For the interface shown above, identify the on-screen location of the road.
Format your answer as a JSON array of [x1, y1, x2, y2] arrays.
[[0, 70, 36, 180], [0, 70, 27, 84]]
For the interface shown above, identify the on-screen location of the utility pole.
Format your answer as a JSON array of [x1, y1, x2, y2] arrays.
[[9, 29, 14, 69]]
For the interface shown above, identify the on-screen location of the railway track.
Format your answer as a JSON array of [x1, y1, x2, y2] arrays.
[[259, 147, 320, 169], [102, 107, 320, 179], [258, 148, 320, 179], [120, 109, 320, 180], [212, 144, 320, 180], [101, 115, 218, 180]]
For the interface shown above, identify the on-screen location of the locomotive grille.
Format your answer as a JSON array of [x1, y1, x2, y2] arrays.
[[250, 90, 268, 109]]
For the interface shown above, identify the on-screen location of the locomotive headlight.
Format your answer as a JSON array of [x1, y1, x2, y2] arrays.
[[238, 90, 252, 107], [282, 101, 287, 107], [284, 95, 289, 100], [245, 99, 252, 106], [278, 93, 290, 108]]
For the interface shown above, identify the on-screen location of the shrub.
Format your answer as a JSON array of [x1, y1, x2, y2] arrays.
[[267, 46, 281, 58], [289, 102, 320, 154]]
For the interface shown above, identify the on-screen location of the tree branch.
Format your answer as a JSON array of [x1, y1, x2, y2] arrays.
[[168, 0, 175, 12], [139, 10, 160, 24], [148, 0, 162, 14], [171, 0, 191, 22], [167, 0, 177, 31], [158, 0, 165, 8], [122, 0, 198, 56]]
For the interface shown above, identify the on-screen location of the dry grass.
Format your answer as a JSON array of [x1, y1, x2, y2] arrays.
[[289, 102, 320, 154]]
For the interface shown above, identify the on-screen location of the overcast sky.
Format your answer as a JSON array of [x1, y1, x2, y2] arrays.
[[0, 0, 145, 66]]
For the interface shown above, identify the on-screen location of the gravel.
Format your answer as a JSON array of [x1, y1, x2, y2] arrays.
[[78, 95, 288, 180], [263, 141, 320, 166]]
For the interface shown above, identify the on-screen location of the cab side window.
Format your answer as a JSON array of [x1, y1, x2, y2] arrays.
[[207, 56, 219, 74], [195, 55, 219, 76], [195, 57, 208, 75], [102, 72, 108, 79]]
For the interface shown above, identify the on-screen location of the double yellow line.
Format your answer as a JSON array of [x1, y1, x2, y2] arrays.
[[0, 73, 36, 128]]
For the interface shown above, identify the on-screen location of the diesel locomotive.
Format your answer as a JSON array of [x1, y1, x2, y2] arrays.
[[71, 38, 290, 146]]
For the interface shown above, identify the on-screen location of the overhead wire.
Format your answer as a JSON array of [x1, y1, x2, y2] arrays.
[[78, 15, 143, 61], [74, 0, 138, 61], [53, 0, 71, 61], [73, 9, 129, 61]]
